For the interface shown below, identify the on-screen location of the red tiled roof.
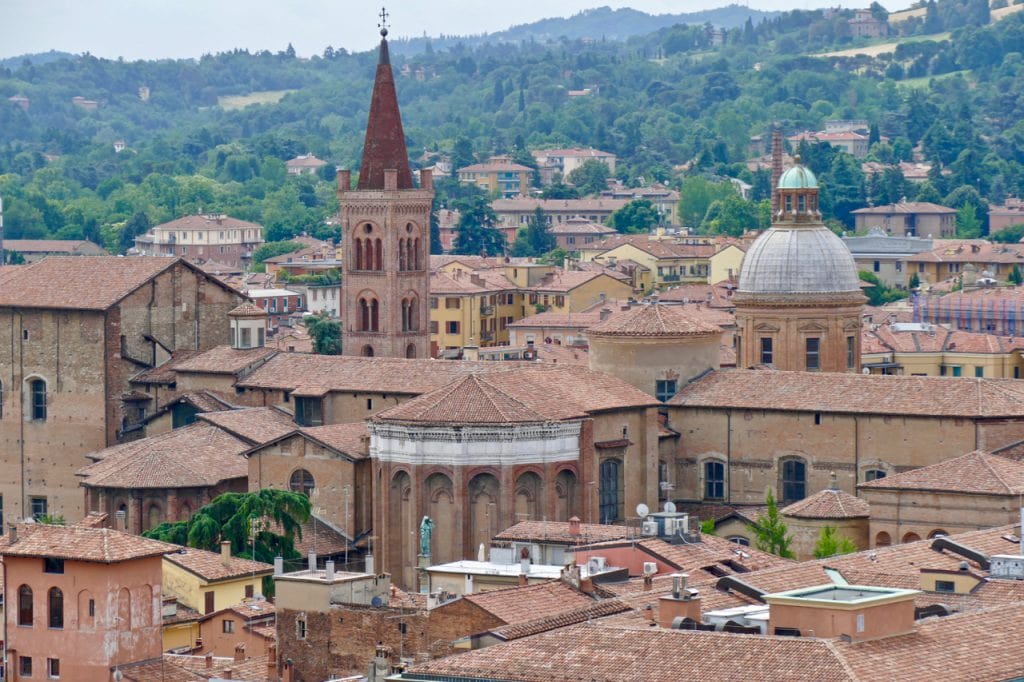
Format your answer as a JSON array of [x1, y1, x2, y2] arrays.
[[375, 374, 552, 425], [586, 303, 721, 337], [164, 547, 273, 582], [459, 161, 533, 173], [154, 214, 263, 232], [171, 345, 277, 375], [0, 257, 227, 311], [852, 201, 956, 215], [2, 239, 106, 254], [461, 580, 595, 624], [197, 407, 297, 445], [293, 422, 369, 458], [781, 488, 870, 519], [587, 234, 718, 259], [0, 524, 177, 563], [78, 422, 248, 489], [858, 450, 1024, 495], [671, 369, 1024, 418], [548, 218, 616, 235], [494, 521, 633, 546]]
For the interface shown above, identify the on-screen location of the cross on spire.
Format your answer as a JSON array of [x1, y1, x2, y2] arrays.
[[378, 6, 390, 37]]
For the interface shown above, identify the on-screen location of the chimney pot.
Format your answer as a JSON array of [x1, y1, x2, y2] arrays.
[[205, 653, 214, 669], [222, 670, 233, 679], [421, 168, 434, 191], [221, 540, 231, 566], [569, 516, 581, 536], [8, 524, 16, 543]]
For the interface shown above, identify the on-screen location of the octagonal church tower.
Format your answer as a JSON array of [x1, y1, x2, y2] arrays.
[[338, 27, 432, 359], [734, 162, 865, 372]]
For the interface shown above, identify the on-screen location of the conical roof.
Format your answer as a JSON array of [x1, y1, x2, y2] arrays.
[[587, 303, 721, 338], [373, 373, 551, 425], [357, 37, 413, 190], [780, 488, 870, 520]]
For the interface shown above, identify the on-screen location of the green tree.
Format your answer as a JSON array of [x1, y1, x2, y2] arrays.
[[452, 196, 505, 256], [955, 203, 983, 238], [451, 137, 476, 177], [859, 270, 908, 305], [119, 210, 150, 253], [991, 224, 1024, 244], [678, 176, 736, 228], [306, 313, 342, 355], [253, 240, 303, 266], [813, 525, 858, 559], [1010, 265, 1023, 285], [748, 490, 795, 559], [701, 196, 767, 237], [909, 272, 921, 289], [144, 489, 310, 566], [511, 207, 556, 257], [540, 175, 580, 200], [608, 199, 660, 233], [567, 159, 611, 196]]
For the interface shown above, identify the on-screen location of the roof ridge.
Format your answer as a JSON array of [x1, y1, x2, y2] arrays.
[[977, 451, 1015, 494]]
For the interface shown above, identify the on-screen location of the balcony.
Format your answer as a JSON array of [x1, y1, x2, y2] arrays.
[[661, 274, 681, 282], [481, 331, 495, 342], [480, 305, 495, 316]]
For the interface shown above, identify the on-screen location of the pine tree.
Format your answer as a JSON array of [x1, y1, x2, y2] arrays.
[[813, 526, 857, 559], [749, 490, 795, 559]]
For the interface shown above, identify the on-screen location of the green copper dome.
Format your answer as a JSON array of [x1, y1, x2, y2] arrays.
[[778, 164, 818, 189]]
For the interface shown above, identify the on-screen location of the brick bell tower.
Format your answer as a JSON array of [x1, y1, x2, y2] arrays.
[[338, 17, 432, 359]]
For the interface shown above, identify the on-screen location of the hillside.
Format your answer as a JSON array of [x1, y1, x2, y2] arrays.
[[389, 5, 779, 55]]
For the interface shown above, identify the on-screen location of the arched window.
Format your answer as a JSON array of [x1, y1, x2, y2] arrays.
[[928, 529, 948, 539], [18, 585, 33, 626], [875, 531, 892, 547], [30, 378, 47, 421], [406, 343, 417, 359], [902, 532, 921, 543], [398, 238, 407, 271], [363, 239, 374, 271], [374, 238, 383, 271], [147, 504, 163, 531], [413, 238, 421, 269], [864, 469, 887, 482], [290, 469, 315, 496], [362, 345, 375, 357], [781, 458, 807, 504], [48, 587, 63, 629], [728, 536, 750, 546], [704, 461, 726, 500], [354, 238, 364, 270], [401, 297, 418, 332]]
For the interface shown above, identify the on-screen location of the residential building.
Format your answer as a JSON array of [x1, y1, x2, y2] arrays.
[[913, 286, 1024, 335], [337, 31, 431, 360], [599, 183, 681, 225], [526, 271, 633, 313], [0, 257, 243, 524], [285, 153, 328, 175], [851, 201, 957, 238], [532, 148, 616, 180], [548, 216, 616, 249], [263, 243, 341, 278], [132, 213, 265, 268], [457, 156, 532, 198], [861, 322, 1024, 378], [0, 524, 175, 681], [903, 240, 1024, 285], [492, 197, 631, 233], [1, 238, 108, 262], [245, 288, 304, 330], [708, 243, 746, 284], [788, 130, 872, 158], [508, 306, 616, 347], [667, 370, 1024, 506], [580, 234, 720, 288], [162, 544, 274, 615], [71, 95, 98, 110], [858, 449, 1024, 546], [733, 163, 865, 372], [988, 197, 1024, 234], [848, 8, 887, 37], [842, 229, 933, 288], [197, 598, 276, 658], [430, 269, 521, 353]]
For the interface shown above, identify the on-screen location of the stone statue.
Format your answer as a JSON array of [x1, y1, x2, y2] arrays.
[[419, 516, 434, 557]]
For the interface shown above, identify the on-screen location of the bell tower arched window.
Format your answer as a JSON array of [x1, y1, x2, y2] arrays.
[[401, 297, 418, 332]]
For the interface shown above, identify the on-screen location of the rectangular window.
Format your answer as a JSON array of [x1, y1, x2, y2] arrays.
[[294, 397, 324, 427], [430, 297, 439, 309], [43, 558, 64, 574], [31, 497, 47, 521], [760, 337, 773, 365], [430, 321, 439, 334], [88, 599, 95, 617], [446, 321, 459, 334], [555, 296, 565, 307], [445, 298, 460, 309], [975, 366, 984, 377], [204, 591, 215, 615], [873, 260, 880, 272], [895, 261, 903, 272], [296, 618, 307, 640], [655, 379, 677, 402], [223, 619, 236, 634], [806, 338, 820, 371], [935, 580, 956, 593], [245, 584, 254, 599], [847, 336, 855, 369], [952, 366, 962, 377], [20, 656, 32, 677], [240, 328, 252, 348]]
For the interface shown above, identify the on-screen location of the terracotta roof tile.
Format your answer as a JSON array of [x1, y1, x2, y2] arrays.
[[409, 623, 856, 681], [296, 422, 369, 458], [154, 214, 262, 232], [0, 257, 205, 310], [852, 201, 956, 215], [587, 234, 719, 259], [2, 239, 107, 254], [587, 303, 722, 337], [78, 423, 248, 489], [494, 521, 634, 546], [374, 374, 554, 424], [172, 345, 277, 375], [490, 598, 631, 640], [857, 450, 1024, 495], [0, 524, 177, 563], [132, 350, 203, 384], [461, 580, 595, 624], [164, 547, 273, 583], [671, 369, 1024, 418], [781, 488, 870, 519], [197, 407, 297, 445]]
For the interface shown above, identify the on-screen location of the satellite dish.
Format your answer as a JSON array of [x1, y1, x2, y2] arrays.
[[664, 501, 677, 513], [636, 503, 650, 518], [371, 596, 384, 607], [862, 367, 871, 374]]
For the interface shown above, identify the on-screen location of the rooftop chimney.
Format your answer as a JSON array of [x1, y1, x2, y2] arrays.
[[221, 540, 232, 567], [115, 509, 127, 531], [274, 556, 284, 576], [308, 550, 317, 572], [569, 516, 581, 536], [658, 573, 700, 628], [325, 560, 336, 582], [234, 643, 246, 663], [8, 524, 16, 543], [205, 653, 214, 670]]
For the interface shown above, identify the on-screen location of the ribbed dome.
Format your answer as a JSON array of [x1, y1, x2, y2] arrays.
[[738, 226, 861, 295], [779, 165, 818, 189]]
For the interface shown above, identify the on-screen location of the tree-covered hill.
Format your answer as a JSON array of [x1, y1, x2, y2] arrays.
[[0, 0, 1021, 250]]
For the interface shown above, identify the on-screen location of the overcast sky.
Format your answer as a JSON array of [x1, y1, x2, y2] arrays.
[[0, 0, 889, 61]]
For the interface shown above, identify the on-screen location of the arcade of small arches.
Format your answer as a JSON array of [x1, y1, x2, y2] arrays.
[[385, 466, 581, 581]]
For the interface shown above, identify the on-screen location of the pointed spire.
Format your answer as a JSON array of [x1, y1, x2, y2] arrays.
[[357, 11, 413, 191]]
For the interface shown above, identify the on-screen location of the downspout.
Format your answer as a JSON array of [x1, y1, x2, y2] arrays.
[[18, 311, 25, 518], [726, 410, 732, 505], [854, 415, 860, 493]]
